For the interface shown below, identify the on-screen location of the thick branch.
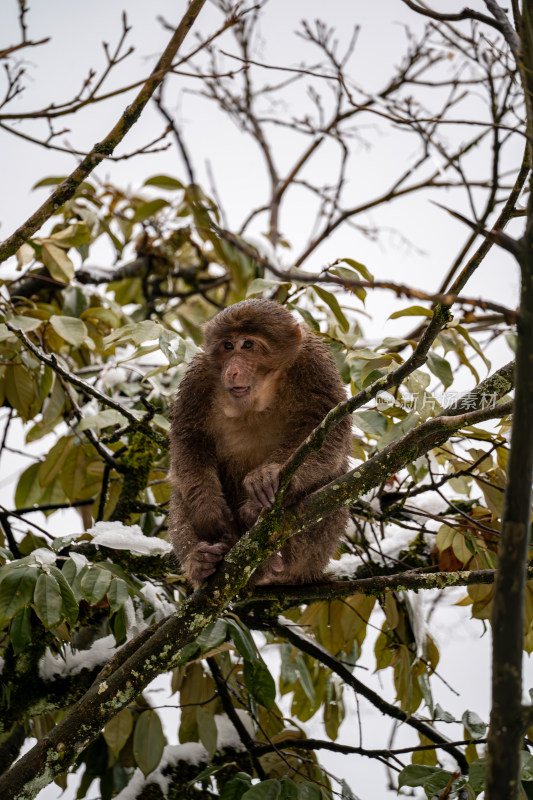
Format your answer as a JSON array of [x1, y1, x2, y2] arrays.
[[246, 567, 533, 607]]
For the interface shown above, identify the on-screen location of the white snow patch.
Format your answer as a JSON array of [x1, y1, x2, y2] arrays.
[[141, 583, 176, 619], [89, 521, 172, 556], [69, 551, 89, 571], [31, 548, 57, 566], [39, 634, 116, 681], [330, 524, 422, 578], [113, 713, 248, 800]]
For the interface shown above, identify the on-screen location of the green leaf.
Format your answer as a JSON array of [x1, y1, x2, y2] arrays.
[[10, 607, 32, 654], [175, 641, 201, 666], [78, 409, 128, 431], [246, 279, 292, 297], [427, 352, 453, 390], [389, 305, 432, 319], [34, 572, 63, 628], [197, 707, 217, 759], [38, 436, 75, 487], [107, 578, 130, 614], [462, 710, 487, 740], [398, 764, 443, 789], [104, 708, 134, 758], [243, 658, 276, 710], [5, 365, 36, 421], [196, 619, 228, 652], [226, 617, 257, 662], [133, 710, 165, 777], [297, 784, 322, 800], [111, 605, 127, 646], [353, 409, 388, 438], [467, 758, 486, 794], [242, 780, 281, 800], [33, 176, 68, 188], [9, 315, 43, 333], [521, 751, 533, 781], [338, 258, 374, 281], [340, 780, 357, 800], [313, 286, 349, 332], [15, 463, 41, 509], [50, 222, 91, 248], [159, 329, 186, 366], [0, 567, 37, 623], [132, 198, 169, 222], [221, 773, 253, 800], [294, 654, 315, 704], [279, 778, 298, 800], [60, 445, 88, 500], [49, 315, 88, 347], [144, 174, 184, 190], [41, 242, 74, 282], [81, 567, 112, 605], [49, 565, 79, 625]]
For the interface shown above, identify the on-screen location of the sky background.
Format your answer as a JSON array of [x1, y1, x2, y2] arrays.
[[0, 1, 528, 798]]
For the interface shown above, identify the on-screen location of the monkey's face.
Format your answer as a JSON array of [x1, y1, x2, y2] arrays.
[[218, 335, 280, 416]]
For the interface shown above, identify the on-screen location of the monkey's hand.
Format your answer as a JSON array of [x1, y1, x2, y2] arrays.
[[242, 463, 281, 524], [185, 533, 234, 585]]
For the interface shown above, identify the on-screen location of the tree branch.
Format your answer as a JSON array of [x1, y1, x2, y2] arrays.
[[0, 0, 208, 265], [268, 619, 469, 773]]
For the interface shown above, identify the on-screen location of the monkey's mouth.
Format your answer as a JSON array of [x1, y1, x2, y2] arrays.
[[229, 386, 251, 397]]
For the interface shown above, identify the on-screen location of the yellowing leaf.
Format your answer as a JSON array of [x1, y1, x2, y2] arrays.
[[49, 316, 88, 347], [104, 708, 133, 758], [5, 365, 35, 421], [144, 174, 184, 189], [452, 533, 471, 565], [389, 306, 432, 319], [41, 242, 74, 282], [50, 222, 91, 248]]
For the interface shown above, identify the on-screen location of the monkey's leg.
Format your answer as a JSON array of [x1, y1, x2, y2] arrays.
[[169, 494, 235, 587], [252, 509, 348, 586]]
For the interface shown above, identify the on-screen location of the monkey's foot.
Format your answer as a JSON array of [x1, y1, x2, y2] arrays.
[[253, 552, 285, 585], [186, 540, 231, 583]]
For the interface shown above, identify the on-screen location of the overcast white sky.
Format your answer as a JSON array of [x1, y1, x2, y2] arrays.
[[1, 2, 529, 799]]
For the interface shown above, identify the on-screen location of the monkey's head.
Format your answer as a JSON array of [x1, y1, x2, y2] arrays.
[[203, 300, 302, 416]]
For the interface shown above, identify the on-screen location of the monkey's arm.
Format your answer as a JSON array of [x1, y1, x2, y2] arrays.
[[169, 360, 235, 542], [169, 426, 236, 586], [242, 343, 352, 522]]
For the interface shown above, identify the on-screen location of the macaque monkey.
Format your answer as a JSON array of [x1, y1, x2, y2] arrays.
[[169, 299, 352, 587]]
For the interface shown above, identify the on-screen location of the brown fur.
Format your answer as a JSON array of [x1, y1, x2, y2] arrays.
[[168, 299, 352, 587]]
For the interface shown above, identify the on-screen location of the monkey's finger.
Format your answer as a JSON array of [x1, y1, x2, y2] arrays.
[[247, 485, 265, 509], [255, 486, 273, 508], [198, 541, 227, 554], [264, 481, 277, 506]]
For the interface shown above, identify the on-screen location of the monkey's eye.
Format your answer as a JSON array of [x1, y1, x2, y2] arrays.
[[223, 341, 234, 351], [242, 340, 254, 350]]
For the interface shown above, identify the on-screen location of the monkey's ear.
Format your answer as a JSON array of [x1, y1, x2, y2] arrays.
[[293, 323, 302, 341]]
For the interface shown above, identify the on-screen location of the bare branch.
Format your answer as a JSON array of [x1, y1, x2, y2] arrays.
[[0, 0, 208, 265]]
